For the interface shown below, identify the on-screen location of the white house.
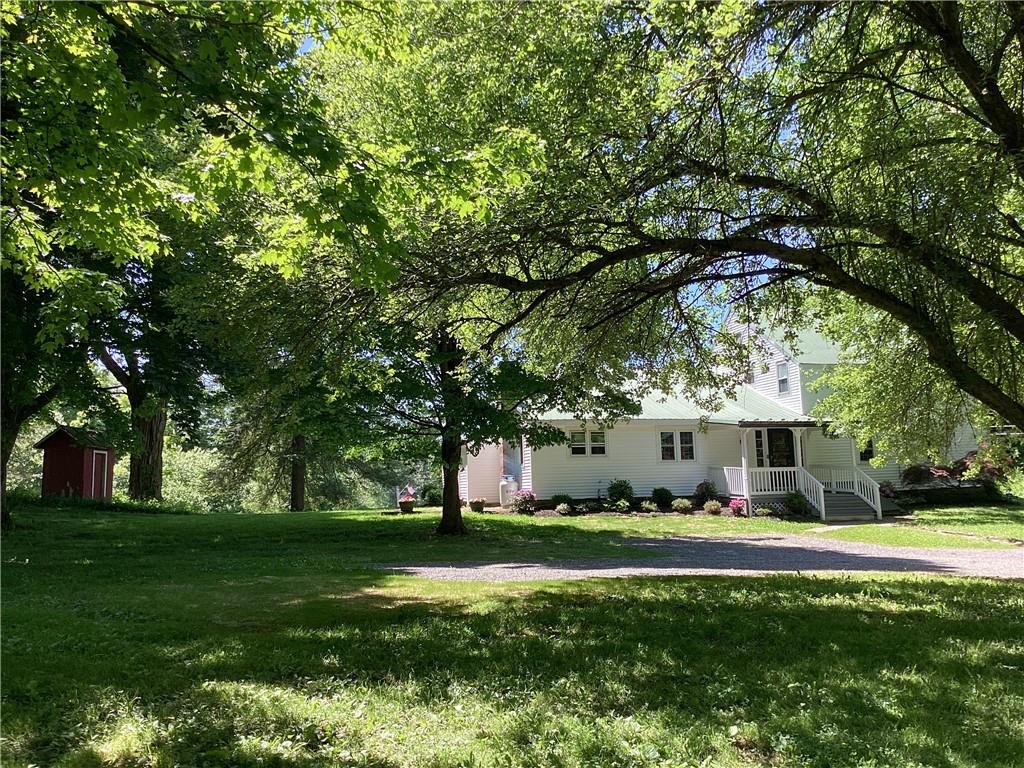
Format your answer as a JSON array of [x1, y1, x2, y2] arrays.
[[460, 323, 980, 521]]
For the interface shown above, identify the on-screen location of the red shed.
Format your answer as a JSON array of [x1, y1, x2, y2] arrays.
[[34, 427, 115, 501]]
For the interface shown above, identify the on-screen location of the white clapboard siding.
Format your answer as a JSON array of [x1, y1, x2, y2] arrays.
[[521, 441, 533, 492], [528, 421, 740, 499]]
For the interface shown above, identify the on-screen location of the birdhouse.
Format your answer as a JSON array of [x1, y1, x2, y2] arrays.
[[33, 426, 115, 501]]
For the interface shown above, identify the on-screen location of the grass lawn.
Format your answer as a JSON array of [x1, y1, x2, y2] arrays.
[[3, 505, 1023, 768], [809, 523, 1015, 549], [902, 504, 1024, 542]]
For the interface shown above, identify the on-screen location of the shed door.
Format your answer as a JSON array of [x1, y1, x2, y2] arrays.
[[91, 450, 109, 500]]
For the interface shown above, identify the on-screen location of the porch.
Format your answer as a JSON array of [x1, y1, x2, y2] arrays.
[[711, 425, 882, 521]]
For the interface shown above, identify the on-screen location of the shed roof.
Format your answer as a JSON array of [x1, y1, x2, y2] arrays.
[[544, 385, 817, 426], [33, 426, 113, 450]]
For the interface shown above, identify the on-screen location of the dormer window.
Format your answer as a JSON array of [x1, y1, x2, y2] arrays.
[[777, 362, 790, 394]]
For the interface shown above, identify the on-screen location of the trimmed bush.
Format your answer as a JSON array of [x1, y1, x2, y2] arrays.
[[879, 481, 897, 499], [420, 481, 443, 506], [555, 503, 572, 516], [693, 480, 718, 507], [469, 498, 486, 512], [612, 498, 631, 513], [640, 499, 658, 514], [509, 490, 537, 515], [650, 487, 673, 507], [671, 497, 692, 513], [577, 501, 604, 514], [703, 499, 722, 514], [606, 479, 634, 504], [753, 506, 774, 517], [782, 490, 813, 518], [550, 493, 574, 509]]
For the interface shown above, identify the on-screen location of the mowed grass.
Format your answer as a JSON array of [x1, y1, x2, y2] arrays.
[[3, 505, 1023, 767], [904, 504, 1024, 542], [811, 523, 1014, 549]]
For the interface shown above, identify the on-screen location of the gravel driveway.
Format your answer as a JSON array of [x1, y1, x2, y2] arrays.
[[378, 533, 1024, 581]]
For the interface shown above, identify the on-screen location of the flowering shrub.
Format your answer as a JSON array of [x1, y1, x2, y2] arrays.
[[671, 497, 692, 513], [703, 499, 723, 514], [753, 507, 774, 517], [554, 503, 572, 515], [469, 497, 487, 512], [612, 498, 631, 513], [509, 490, 537, 515], [879, 481, 897, 499], [640, 499, 658, 513], [727, 498, 747, 515], [577, 501, 604, 514]]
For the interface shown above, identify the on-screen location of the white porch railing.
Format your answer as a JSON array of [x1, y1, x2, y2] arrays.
[[808, 465, 856, 493], [716, 466, 826, 520], [723, 466, 746, 497], [854, 468, 883, 519]]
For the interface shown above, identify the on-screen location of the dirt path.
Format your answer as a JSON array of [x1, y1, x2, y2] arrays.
[[378, 533, 1024, 582]]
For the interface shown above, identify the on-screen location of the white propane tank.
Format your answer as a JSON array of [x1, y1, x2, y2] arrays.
[[499, 477, 519, 507]]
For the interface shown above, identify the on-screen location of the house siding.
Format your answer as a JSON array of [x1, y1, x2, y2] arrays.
[[727, 319, 805, 413], [463, 442, 502, 505], [528, 420, 738, 499]]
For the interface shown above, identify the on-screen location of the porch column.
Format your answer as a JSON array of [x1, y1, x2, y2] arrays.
[[739, 428, 751, 503], [791, 427, 804, 468]]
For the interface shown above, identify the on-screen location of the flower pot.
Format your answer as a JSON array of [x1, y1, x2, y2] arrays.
[[398, 500, 416, 514], [469, 501, 485, 513]]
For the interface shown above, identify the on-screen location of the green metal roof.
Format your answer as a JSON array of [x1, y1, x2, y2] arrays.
[[764, 326, 841, 365], [544, 385, 815, 425]]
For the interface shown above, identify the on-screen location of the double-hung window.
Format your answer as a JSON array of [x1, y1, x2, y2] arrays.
[[570, 430, 606, 456], [660, 431, 696, 461], [777, 362, 790, 394]]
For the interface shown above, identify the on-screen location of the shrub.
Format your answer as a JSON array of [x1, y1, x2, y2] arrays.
[[469, 497, 486, 512], [727, 498, 747, 515], [693, 480, 718, 506], [650, 487, 673, 507], [753, 506, 774, 517], [671, 497, 692, 513], [550, 493, 574, 509], [606, 478, 634, 504], [640, 499, 658, 514], [782, 490, 813, 518], [577, 500, 604, 514], [703, 499, 722, 514], [509, 490, 537, 515], [420, 481, 443, 506], [612, 498, 631, 513], [554, 503, 572, 515], [879, 481, 897, 499]]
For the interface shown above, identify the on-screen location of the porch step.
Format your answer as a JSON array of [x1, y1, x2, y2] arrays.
[[822, 493, 877, 521]]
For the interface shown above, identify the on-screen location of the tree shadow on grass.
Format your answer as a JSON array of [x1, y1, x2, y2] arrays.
[[8, 576, 1024, 768], [4, 508, 1024, 767]]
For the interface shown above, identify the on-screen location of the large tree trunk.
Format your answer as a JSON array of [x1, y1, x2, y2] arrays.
[[436, 433, 466, 535], [289, 434, 306, 512], [0, 421, 17, 531], [128, 405, 166, 501]]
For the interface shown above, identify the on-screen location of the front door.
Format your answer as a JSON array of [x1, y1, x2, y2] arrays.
[[767, 429, 795, 467]]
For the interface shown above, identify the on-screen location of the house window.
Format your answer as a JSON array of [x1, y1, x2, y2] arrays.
[[590, 431, 606, 455], [777, 362, 789, 394], [660, 431, 676, 461], [754, 430, 766, 467], [859, 439, 875, 462], [679, 431, 695, 461], [570, 431, 587, 456], [744, 369, 754, 384]]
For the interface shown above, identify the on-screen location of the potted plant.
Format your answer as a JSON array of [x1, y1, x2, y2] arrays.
[[469, 497, 486, 512], [398, 491, 417, 514]]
